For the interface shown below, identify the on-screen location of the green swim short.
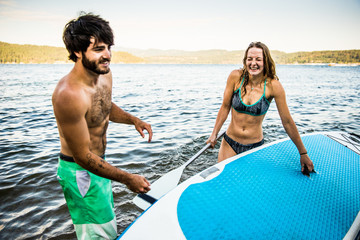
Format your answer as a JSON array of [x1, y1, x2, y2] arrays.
[[57, 154, 117, 240]]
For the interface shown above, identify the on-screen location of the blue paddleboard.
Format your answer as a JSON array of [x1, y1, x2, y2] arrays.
[[119, 132, 360, 239]]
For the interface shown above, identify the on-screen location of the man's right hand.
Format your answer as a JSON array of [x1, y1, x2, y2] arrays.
[[125, 174, 151, 193]]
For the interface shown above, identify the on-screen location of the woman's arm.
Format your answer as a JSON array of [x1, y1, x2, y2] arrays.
[[207, 70, 239, 147], [272, 80, 314, 172]]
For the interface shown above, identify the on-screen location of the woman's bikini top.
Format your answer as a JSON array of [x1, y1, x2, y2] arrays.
[[231, 77, 271, 116]]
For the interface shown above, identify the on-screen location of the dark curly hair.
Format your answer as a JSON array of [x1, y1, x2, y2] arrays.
[[63, 12, 114, 62]]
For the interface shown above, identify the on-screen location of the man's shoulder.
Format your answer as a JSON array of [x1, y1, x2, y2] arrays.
[[53, 75, 89, 111], [54, 75, 80, 97]]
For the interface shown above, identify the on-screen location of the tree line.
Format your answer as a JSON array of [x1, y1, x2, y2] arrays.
[[0, 41, 359, 64], [0, 41, 144, 64], [275, 50, 360, 64]]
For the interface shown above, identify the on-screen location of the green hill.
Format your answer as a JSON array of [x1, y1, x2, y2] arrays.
[[120, 47, 360, 65], [0, 41, 69, 64], [0, 41, 144, 64], [1, 41, 359, 65], [278, 50, 360, 64]]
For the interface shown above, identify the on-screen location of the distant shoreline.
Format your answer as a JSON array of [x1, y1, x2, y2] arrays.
[[285, 62, 360, 67], [1, 62, 359, 66], [1, 41, 360, 65]]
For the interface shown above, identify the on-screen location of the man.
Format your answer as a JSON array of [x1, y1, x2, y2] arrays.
[[52, 13, 152, 239]]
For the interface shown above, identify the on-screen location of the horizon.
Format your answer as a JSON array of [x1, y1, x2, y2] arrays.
[[1, 40, 359, 54], [0, 0, 359, 53]]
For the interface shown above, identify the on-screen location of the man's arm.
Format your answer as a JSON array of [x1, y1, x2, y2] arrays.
[[109, 102, 153, 142], [53, 90, 150, 193]]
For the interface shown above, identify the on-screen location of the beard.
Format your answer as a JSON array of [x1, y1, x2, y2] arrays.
[[82, 53, 110, 75]]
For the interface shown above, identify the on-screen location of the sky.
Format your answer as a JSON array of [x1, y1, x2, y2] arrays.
[[0, 0, 359, 53]]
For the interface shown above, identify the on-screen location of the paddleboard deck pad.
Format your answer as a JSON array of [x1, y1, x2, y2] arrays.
[[118, 132, 360, 239]]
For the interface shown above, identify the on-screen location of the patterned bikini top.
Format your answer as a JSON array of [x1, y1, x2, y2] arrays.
[[231, 77, 271, 116]]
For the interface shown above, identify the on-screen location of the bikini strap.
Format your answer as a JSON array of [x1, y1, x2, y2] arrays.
[[236, 75, 245, 92], [263, 78, 267, 94]]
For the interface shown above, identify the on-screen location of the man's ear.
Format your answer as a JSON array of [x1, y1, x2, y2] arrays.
[[75, 51, 82, 59]]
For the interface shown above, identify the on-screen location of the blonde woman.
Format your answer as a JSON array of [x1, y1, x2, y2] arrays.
[[207, 42, 314, 173]]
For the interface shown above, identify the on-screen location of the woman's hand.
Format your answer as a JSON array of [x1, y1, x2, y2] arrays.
[[206, 133, 218, 148], [300, 154, 315, 176]]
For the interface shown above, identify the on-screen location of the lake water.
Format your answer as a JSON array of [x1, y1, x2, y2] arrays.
[[0, 64, 359, 239]]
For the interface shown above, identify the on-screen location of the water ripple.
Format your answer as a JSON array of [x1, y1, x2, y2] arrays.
[[0, 64, 359, 239]]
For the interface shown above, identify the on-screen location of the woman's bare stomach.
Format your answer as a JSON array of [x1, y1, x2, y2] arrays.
[[227, 115, 264, 144]]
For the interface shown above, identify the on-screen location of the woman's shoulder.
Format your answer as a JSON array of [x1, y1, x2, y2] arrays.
[[266, 76, 281, 87], [228, 69, 243, 83], [230, 69, 243, 78], [226, 69, 243, 89], [266, 77, 285, 97]]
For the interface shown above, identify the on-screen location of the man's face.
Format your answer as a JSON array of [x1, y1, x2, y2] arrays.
[[82, 38, 111, 75]]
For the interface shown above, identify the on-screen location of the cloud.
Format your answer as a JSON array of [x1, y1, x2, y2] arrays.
[[0, 0, 16, 7], [1, 9, 65, 22], [0, 1, 67, 22]]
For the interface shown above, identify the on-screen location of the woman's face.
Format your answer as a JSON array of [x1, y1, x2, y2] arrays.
[[246, 47, 264, 77]]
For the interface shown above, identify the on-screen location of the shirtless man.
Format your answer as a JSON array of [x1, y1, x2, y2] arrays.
[[52, 13, 152, 239]]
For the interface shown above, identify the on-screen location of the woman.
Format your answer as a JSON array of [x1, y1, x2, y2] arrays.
[[207, 42, 314, 173]]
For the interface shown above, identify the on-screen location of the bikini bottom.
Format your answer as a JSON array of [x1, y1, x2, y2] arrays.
[[223, 133, 264, 154]]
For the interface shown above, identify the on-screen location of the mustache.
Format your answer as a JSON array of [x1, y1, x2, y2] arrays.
[[99, 57, 111, 63]]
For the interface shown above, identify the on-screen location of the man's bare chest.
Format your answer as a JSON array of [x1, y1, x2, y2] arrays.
[[86, 85, 112, 127]]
